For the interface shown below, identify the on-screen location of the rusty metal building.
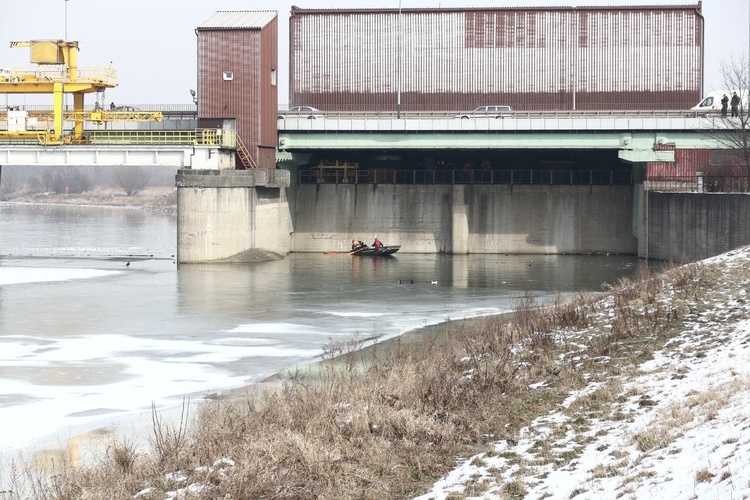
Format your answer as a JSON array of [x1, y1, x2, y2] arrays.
[[197, 11, 278, 168], [289, 4, 704, 112]]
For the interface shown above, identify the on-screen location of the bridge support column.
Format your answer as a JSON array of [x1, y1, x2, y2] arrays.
[[175, 169, 291, 264], [451, 185, 469, 254]]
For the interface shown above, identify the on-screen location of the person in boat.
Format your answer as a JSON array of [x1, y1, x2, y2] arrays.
[[351, 239, 368, 251], [372, 237, 384, 248]]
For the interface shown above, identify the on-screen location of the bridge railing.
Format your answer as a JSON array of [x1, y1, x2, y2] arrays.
[[299, 168, 634, 186], [85, 129, 235, 147], [278, 109, 703, 120]]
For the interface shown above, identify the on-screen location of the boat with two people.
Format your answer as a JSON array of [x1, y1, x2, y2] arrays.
[[349, 237, 400, 256]]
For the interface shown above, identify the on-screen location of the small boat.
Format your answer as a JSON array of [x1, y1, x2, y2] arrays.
[[348, 245, 400, 256]]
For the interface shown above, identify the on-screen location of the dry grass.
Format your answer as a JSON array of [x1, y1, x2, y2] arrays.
[[4, 254, 747, 499]]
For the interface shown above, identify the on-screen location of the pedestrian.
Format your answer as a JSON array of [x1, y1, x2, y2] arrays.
[[731, 92, 740, 117], [721, 94, 729, 117], [110, 102, 116, 110]]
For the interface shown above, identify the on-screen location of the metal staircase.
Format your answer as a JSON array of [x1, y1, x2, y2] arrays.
[[234, 134, 258, 169]]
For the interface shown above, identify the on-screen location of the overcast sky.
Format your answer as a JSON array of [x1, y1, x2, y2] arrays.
[[0, 0, 746, 107]]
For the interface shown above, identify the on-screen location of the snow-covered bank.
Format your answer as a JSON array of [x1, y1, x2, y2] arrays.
[[418, 246, 750, 500]]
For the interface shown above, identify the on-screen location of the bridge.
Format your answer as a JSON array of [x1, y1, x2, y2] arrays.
[[0, 129, 230, 169], [0, 109, 731, 167], [2, 108, 747, 264], [278, 110, 725, 159]]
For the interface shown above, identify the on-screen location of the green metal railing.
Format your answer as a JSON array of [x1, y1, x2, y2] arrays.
[[300, 168, 634, 185], [85, 129, 237, 147]]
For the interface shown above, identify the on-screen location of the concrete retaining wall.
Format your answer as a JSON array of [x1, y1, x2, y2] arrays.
[[643, 191, 750, 261], [292, 184, 638, 254]]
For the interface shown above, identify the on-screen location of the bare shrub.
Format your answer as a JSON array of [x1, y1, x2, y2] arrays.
[[567, 379, 624, 417], [501, 479, 528, 497], [109, 438, 138, 475], [31, 167, 94, 194], [65, 169, 94, 194], [590, 463, 620, 478], [633, 427, 673, 452], [150, 399, 190, 468], [695, 467, 714, 483], [0, 168, 21, 200], [112, 166, 151, 196], [35, 168, 67, 193], [320, 335, 366, 377]]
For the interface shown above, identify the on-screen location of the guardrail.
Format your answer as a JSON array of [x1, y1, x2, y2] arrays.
[[279, 109, 712, 120], [300, 168, 634, 185]]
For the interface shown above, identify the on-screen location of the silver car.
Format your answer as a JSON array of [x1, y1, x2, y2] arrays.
[[278, 106, 324, 120], [455, 105, 513, 119]]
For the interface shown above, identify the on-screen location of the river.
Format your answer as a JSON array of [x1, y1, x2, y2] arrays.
[[0, 203, 643, 460]]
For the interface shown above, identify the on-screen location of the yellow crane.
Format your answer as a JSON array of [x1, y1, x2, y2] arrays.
[[1, 39, 161, 145]]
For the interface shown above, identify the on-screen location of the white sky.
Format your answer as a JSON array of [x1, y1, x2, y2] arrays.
[[0, 1, 746, 106]]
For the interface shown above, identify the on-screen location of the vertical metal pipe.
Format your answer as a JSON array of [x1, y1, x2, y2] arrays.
[[397, 0, 402, 118]]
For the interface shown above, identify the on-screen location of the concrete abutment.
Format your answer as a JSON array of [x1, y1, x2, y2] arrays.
[[173, 170, 750, 263], [290, 183, 638, 255]]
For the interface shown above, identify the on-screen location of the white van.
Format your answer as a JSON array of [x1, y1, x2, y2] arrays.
[[691, 91, 730, 112]]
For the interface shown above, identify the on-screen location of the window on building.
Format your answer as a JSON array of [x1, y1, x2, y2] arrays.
[[271, 68, 277, 86], [223, 71, 234, 81]]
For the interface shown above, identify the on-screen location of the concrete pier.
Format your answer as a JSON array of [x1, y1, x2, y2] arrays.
[[176, 168, 291, 263]]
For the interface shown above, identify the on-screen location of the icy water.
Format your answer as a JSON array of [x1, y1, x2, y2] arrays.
[[0, 203, 643, 457]]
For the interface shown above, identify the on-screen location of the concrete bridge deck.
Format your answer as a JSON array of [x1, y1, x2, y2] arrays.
[[277, 110, 731, 161]]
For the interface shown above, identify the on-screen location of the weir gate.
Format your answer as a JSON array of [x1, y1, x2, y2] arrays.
[[2, 111, 748, 262]]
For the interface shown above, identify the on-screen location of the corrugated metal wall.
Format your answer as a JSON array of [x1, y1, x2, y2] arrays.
[[289, 5, 703, 111], [648, 145, 711, 178], [198, 18, 278, 168]]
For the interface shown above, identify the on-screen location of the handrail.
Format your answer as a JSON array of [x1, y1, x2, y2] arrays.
[[0, 66, 117, 85], [84, 129, 229, 146]]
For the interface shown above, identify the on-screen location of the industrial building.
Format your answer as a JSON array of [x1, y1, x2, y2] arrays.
[[196, 11, 279, 169], [289, 4, 704, 112]]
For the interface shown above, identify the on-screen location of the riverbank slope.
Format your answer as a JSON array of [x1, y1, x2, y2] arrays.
[[15, 244, 750, 499]]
